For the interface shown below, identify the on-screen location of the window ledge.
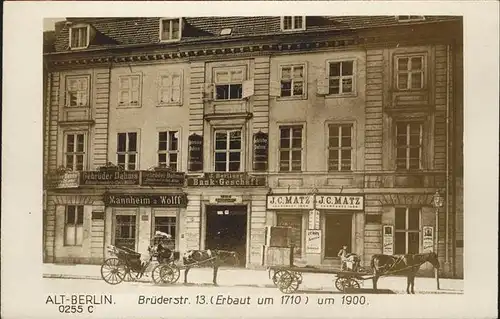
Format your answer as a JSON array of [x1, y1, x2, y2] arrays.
[[58, 119, 95, 127], [157, 103, 182, 107], [276, 96, 307, 101], [64, 105, 90, 109], [69, 46, 89, 51], [117, 104, 142, 109], [159, 38, 181, 43], [325, 92, 358, 99]]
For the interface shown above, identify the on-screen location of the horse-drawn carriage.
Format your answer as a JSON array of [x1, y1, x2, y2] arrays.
[[100, 231, 239, 286]]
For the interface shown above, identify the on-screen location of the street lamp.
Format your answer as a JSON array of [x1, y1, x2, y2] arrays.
[[432, 190, 444, 290]]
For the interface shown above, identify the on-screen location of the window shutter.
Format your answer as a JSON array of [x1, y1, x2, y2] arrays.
[[317, 77, 329, 95], [131, 76, 140, 104], [172, 73, 182, 103], [242, 79, 255, 99], [269, 81, 281, 97]]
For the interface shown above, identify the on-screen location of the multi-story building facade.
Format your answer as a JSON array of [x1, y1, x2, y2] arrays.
[[43, 16, 463, 277]]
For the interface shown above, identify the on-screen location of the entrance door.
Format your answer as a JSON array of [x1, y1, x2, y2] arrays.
[[324, 214, 352, 258], [206, 205, 247, 267]]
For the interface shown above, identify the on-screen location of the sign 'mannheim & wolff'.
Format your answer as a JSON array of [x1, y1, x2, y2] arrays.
[[104, 193, 188, 207]]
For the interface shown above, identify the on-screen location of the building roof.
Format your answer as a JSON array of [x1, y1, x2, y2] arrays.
[[51, 16, 461, 53]]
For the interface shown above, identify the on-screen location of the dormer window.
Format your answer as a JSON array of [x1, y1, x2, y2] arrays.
[[69, 25, 90, 49], [160, 18, 182, 42], [281, 16, 306, 31], [396, 16, 426, 22]]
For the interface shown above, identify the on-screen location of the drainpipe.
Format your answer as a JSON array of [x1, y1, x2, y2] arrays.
[[445, 44, 451, 274]]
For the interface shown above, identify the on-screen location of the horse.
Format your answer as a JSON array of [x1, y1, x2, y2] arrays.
[[182, 249, 240, 285], [370, 252, 440, 294]]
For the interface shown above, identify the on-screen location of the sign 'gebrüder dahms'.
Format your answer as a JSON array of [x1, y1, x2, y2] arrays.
[[315, 195, 364, 211], [104, 194, 187, 207], [80, 171, 140, 185]]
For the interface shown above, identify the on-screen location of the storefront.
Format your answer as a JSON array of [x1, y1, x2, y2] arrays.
[[184, 172, 268, 268], [266, 194, 365, 266]]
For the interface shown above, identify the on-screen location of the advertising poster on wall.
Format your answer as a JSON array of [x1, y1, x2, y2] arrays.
[[423, 226, 434, 253], [383, 225, 394, 255]]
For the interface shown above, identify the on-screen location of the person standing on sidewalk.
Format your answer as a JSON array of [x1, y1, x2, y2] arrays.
[[338, 245, 349, 271]]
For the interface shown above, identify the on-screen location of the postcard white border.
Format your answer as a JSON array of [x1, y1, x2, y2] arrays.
[[2, 1, 499, 318]]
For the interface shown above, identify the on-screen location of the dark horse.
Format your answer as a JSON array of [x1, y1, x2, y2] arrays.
[[182, 249, 239, 285], [370, 252, 440, 294]]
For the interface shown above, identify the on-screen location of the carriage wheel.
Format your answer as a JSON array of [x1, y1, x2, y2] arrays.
[[160, 264, 180, 284], [100, 258, 126, 285], [152, 264, 166, 285], [277, 271, 300, 294], [272, 270, 285, 286], [342, 278, 361, 292], [335, 277, 347, 291]]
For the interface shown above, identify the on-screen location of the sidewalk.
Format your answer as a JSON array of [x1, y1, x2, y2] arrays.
[[43, 263, 464, 294]]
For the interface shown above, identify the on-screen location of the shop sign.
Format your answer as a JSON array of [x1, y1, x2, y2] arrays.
[[315, 195, 364, 211], [305, 229, 322, 254], [104, 193, 187, 207], [187, 172, 266, 187], [308, 209, 320, 229], [253, 131, 268, 171], [80, 171, 140, 186], [45, 171, 80, 189], [187, 134, 203, 172], [141, 171, 185, 187], [382, 225, 394, 255], [267, 195, 314, 209], [422, 226, 434, 253], [209, 195, 243, 204]]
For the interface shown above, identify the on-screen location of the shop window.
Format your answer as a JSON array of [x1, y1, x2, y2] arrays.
[[65, 76, 89, 107], [395, 55, 425, 90], [214, 68, 244, 100], [154, 216, 176, 249], [328, 60, 355, 95], [328, 124, 353, 171], [64, 133, 86, 171], [158, 71, 182, 105], [158, 131, 179, 170], [115, 215, 136, 250], [117, 132, 138, 170], [281, 16, 306, 31], [396, 122, 423, 170], [69, 25, 90, 49], [280, 64, 305, 98], [394, 207, 420, 254], [65, 205, 84, 246], [214, 129, 242, 172], [160, 18, 182, 42], [118, 74, 141, 107], [279, 126, 303, 172], [276, 213, 302, 257]]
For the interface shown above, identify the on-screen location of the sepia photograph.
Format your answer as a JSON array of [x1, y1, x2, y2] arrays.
[[2, 2, 498, 319]]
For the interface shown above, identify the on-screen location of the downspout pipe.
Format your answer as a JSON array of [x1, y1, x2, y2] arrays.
[[445, 44, 451, 272]]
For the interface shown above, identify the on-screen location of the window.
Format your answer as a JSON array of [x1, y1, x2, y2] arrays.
[[118, 75, 141, 107], [396, 122, 422, 170], [158, 131, 179, 170], [328, 61, 355, 95], [65, 133, 85, 171], [160, 18, 182, 41], [65, 205, 84, 246], [279, 126, 303, 172], [214, 130, 242, 172], [280, 65, 305, 98], [396, 56, 424, 90], [115, 215, 136, 250], [277, 213, 302, 256], [397, 16, 425, 22], [158, 72, 182, 105], [154, 216, 176, 250], [69, 26, 89, 49], [65, 76, 89, 107], [214, 69, 244, 100], [281, 16, 306, 31], [328, 124, 352, 171], [394, 207, 420, 254], [117, 132, 138, 170]]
